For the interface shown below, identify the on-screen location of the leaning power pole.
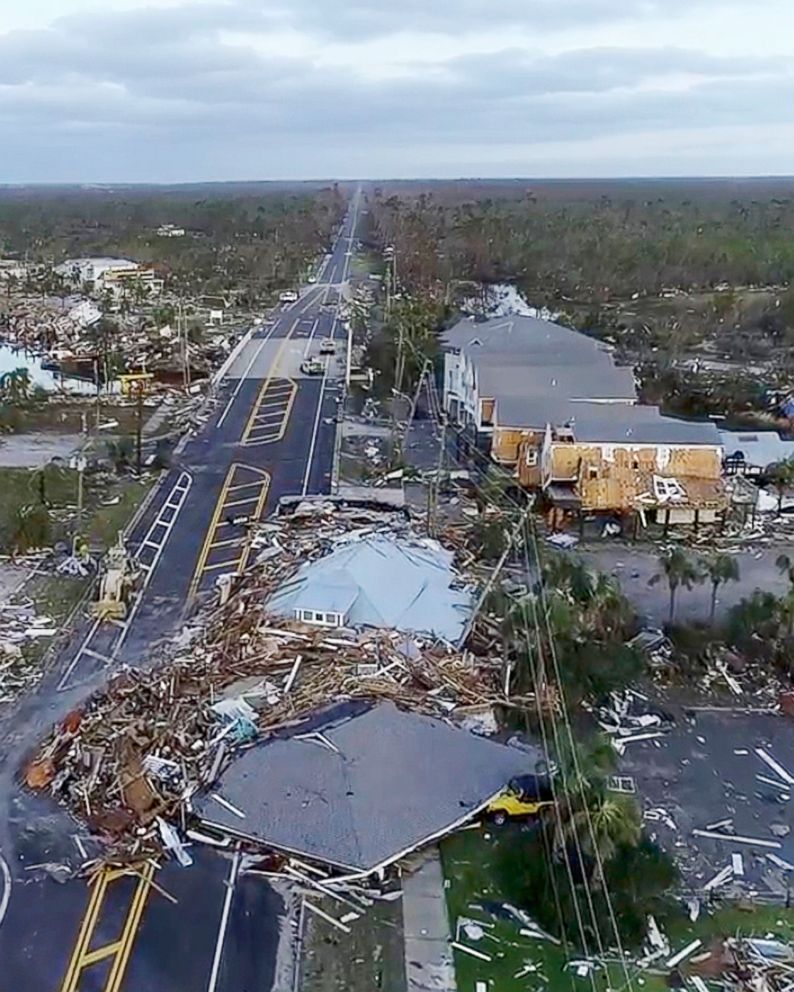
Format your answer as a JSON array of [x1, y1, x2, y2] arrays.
[[427, 414, 447, 537]]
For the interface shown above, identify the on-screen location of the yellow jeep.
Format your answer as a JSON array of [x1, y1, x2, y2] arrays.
[[487, 775, 554, 825]]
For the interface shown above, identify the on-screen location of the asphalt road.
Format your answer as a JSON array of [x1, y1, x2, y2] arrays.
[[0, 193, 362, 992]]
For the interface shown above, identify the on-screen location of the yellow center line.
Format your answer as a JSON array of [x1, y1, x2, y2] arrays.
[[105, 863, 157, 992], [224, 496, 261, 509], [59, 862, 157, 992], [188, 464, 270, 599], [188, 466, 238, 600], [244, 382, 297, 447], [208, 537, 245, 550], [81, 940, 124, 966], [60, 871, 111, 992], [241, 322, 299, 443], [202, 559, 244, 572]]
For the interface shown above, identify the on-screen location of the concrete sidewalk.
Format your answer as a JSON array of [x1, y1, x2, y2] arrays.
[[402, 848, 457, 992]]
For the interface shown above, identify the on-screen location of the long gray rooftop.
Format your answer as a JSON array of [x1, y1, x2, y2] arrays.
[[477, 362, 636, 403], [194, 702, 538, 872], [442, 314, 609, 359]]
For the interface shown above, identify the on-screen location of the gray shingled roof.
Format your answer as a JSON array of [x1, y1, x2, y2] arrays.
[[494, 396, 659, 430], [478, 363, 636, 403], [266, 534, 474, 645], [442, 314, 608, 359], [571, 408, 722, 445], [493, 397, 720, 446], [194, 702, 537, 872]]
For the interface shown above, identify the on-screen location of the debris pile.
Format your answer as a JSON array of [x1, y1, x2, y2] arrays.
[[593, 689, 673, 755], [0, 599, 58, 703], [27, 499, 508, 862]]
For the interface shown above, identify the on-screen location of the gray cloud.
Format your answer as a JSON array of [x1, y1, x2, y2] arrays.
[[0, 0, 792, 180], [264, 0, 730, 40]]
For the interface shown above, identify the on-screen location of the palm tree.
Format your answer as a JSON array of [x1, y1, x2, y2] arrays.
[[650, 547, 703, 624], [570, 794, 642, 865], [768, 458, 794, 514], [554, 736, 642, 871], [0, 368, 32, 406], [703, 553, 740, 624]]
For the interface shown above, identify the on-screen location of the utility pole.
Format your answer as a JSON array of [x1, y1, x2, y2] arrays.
[[70, 451, 87, 557], [426, 415, 447, 537], [135, 384, 144, 475], [180, 298, 191, 392], [468, 499, 536, 626]]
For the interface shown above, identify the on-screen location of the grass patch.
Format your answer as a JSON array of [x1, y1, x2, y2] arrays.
[[0, 465, 152, 554], [1, 398, 155, 435], [86, 477, 152, 548], [441, 826, 794, 992]]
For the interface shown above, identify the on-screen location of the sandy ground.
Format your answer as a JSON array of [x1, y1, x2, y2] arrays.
[[576, 543, 793, 625], [0, 433, 82, 469]]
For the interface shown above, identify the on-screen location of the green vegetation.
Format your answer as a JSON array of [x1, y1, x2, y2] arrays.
[[650, 548, 705, 624], [0, 184, 346, 304], [504, 554, 641, 706], [367, 187, 794, 303], [442, 825, 794, 992], [0, 464, 150, 554]]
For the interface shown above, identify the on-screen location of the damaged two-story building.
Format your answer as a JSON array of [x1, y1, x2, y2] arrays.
[[441, 314, 727, 530]]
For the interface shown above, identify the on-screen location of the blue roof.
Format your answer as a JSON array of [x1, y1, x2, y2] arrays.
[[266, 534, 474, 645]]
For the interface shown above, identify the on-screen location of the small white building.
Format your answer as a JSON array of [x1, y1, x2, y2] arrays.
[[157, 224, 186, 238]]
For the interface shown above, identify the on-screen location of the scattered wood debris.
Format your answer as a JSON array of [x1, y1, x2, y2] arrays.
[[26, 500, 513, 865]]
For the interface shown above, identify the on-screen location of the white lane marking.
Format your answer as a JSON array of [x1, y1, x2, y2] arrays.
[[301, 359, 330, 497], [302, 316, 321, 358], [217, 286, 326, 427], [0, 853, 11, 928], [206, 845, 241, 992], [215, 327, 277, 429], [301, 192, 361, 495], [57, 471, 193, 691]]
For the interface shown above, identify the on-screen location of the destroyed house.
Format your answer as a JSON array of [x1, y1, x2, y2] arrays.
[[440, 313, 726, 525], [539, 406, 726, 526], [266, 533, 474, 645], [193, 701, 538, 875]]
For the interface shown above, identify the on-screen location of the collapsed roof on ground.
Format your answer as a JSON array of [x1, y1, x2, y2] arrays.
[[266, 533, 475, 645], [193, 700, 538, 874]]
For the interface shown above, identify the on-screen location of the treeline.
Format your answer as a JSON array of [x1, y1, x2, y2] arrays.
[[365, 185, 794, 302], [0, 185, 347, 301]]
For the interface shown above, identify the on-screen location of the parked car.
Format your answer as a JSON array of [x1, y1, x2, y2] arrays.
[[279, 290, 298, 303]]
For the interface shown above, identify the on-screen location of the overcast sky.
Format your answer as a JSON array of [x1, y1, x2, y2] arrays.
[[2, 0, 794, 182]]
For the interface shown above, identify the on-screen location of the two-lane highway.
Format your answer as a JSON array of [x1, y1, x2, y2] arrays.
[[0, 190, 362, 992]]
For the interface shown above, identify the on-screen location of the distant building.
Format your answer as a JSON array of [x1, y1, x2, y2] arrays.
[[100, 265, 163, 299], [156, 224, 186, 238], [55, 257, 139, 287]]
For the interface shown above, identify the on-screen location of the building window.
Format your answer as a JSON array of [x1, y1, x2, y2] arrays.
[[298, 609, 343, 627], [525, 448, 539, 467]]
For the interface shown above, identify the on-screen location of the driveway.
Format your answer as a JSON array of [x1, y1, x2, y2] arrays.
[[576, 543, 793, 625]]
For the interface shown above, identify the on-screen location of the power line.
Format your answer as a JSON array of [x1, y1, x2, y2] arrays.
[[523, 513, 638, 990]]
